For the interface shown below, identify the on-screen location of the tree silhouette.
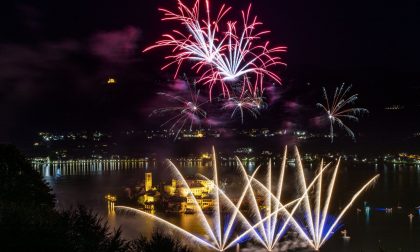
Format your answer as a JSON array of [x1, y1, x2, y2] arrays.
[[0, 145, 127, 252], [130, 231, 192, 252]]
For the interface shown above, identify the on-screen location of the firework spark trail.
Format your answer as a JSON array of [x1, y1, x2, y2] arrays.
[[211, 146, 223, 247], [223, 147, 330, 250], [198, 170, 271, 250], [221, 91, 263, 124], [317, 84, 369, 142], [314, 159, 324, 245], [115, 206, 219, 251], [260, 162, 334, 249], [225, 158, 336, 250], [115, 146, 378, 251], [295, 147, 316, 241], [166, 159, 219, 247], [229, 153, 301, 250], [150, 81, 208, 140], [317, 158, 340, 247], [248, 158, 334, 249], [223, 198, 303, 251], [289, 147, 379, 250], [144, 0, 233, 98], [144, 0, 286, 99], [199, 4, 287, 97], [245, 146, 376, 251], [219, 165, 262, 247], [319, 175, 379, 248], [192, 152, 310, 250], [269, 146, 287, 244], [266, 159, 272, 244], [235, 156, 270, 245], [144, 0, 230, 74], [167, 147, 293, 250]]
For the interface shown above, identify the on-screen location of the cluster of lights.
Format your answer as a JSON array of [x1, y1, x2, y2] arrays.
[[384, 105, 405, 110]]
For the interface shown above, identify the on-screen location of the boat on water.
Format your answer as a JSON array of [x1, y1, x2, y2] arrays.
[[341, 230, 351, 240]]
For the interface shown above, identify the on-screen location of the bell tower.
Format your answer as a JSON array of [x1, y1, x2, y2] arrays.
[[145, 172, 152, 192]]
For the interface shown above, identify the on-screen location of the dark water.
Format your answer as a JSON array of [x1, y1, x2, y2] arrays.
[[36, 159, 420, 251]]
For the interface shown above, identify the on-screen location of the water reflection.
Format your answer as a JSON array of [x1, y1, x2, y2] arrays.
[[34, 160, 155, 177]]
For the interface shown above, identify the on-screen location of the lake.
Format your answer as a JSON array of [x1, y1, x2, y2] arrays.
[[35, 157, 420, 251]]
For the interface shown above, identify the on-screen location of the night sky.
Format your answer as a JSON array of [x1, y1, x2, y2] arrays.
[[1, 0, 419, 145]]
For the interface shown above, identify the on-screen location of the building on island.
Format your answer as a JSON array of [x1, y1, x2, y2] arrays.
[[141, 173, 216, 213], [139, 172, 159, 212]]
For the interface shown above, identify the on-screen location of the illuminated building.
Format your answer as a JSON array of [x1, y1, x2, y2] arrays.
[[182, 130, 205, 138], [201, 153, 211, 159], [107, 78, 117, 85], [145, 172, 152, 192], [164, 179, 178, 196], [163, 177, 215, 210], [138, 172, 159, 211], [185, 178, 214, 194], [143, 191, 158, 211], [188, 182, 209, 196], [187, 195, 215, 211]]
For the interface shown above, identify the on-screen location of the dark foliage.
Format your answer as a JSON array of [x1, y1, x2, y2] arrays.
[[0, 145, 127, 252], [0, 145, 193, 252], [61, 206, 127, 252], [129, 231, 192, 252], [0, 144, 55, 207]]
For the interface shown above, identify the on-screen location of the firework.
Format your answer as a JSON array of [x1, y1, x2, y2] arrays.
[[116, 147, 297, 251], [221, 90, 266, 124], [292, 147, 379, 250], [317, 84, 369, 142], [144, 0, 286, 99], [114, 146, 378, 251], [228, 147, 379, 251], [222, 146, 320, 250], [150, 80, 208, 140]]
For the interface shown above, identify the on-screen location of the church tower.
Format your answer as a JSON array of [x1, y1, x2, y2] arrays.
[[145, 172, 152, 192]]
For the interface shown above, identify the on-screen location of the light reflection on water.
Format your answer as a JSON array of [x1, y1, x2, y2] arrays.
[[35, 161, 420, 251]]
